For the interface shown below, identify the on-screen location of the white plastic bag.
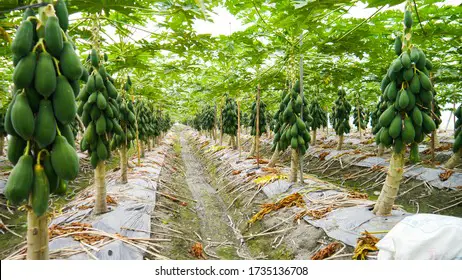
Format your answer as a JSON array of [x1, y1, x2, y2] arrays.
[[377, 214, 462, 260]]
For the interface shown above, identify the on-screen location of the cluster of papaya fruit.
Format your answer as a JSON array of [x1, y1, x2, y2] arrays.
[[199, 105, 216, 131], [272, 81, 312, 155], [5, 1, 79, 216], [371, 97, 387, 134], [135, 99, 156, 143], [353, 105, 368, 130], [453, 106, 462, 153], [331, 89, 351, 136], [110, 79, 138, 151], [308, 100, 327, 131], [78, 49, 123, 169], [374, 10, 436, 153], [249, 99, 267, 136], [222, 97, 238, 136]]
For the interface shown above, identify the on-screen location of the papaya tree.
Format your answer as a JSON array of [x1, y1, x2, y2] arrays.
[[112, 78, 137, 183], [201, 105, 216, 139], [222, 96, 238, 148], [269, 88, 289, 167], [353, 105, 367, 140], [249, 98, 267, 156], [371, 95, 388, 156], [308, 99, 327, 145], [445, 105, 461, 169], [331, 89, 351, 150], [4, 1, 80, 259], [78, 45, 123, 214], [135, 99, 156, 157], [373, 2, 436, 216], [272, 81, 312, 182]]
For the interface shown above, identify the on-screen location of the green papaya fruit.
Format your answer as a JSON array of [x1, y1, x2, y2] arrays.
[[54, 179, 68, 195], [59, 123, 75, 148], [44, 15, 63, 57], [43, 154, 59, 193], [7, 136, 27, 165], [13, 52, 36, 89], [106, 81, 118, 99], [401, 52, 411, 68], [379, 106, 396, 127], [393, 138, 404, 154], [409, 75, 420, 94], [53, 75, 77, 125], [97, 92, 107, 110], [35, 52, 57, 97], [290, 136, 298, 149], [386, 81, 397, 101], [11, 92, 34, 140], [90, 106, 101, 121], [96, 115, 107, 135], [34, 100, 57, 148], [96, 138, 108, 160], [410, 47, 420, 63], [60, 41, 83, 81], [380, 127, 392, 147], [416, 50, 426, 70], [420, 90, 432, 104], [411, 107, 423, 126], [389, 115, 402, 139], [91, 49, 99, 68], [425, 59, 433, 71], [31, 163, 50, 216], [402, 118, 415, 144], [55, 0, 69, 31], [404, 10, 413, 28], [4, 154, 34, 205], [95, 72, 104, 90], [393, 36, 402, 56], [398, 89, 409, 109], [80, 68, 89, 82], [422, 112, 436, 132], [84, 121, 96, 144], [11, 20, 34, 58], [403, 67, 413, 82], [419, 72, 432, 90], [50, 135, 79, 180]]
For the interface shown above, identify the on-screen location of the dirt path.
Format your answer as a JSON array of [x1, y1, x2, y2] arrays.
[[179, 133, 251, 259]]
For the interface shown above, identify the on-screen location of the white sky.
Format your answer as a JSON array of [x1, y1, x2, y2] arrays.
[[193, 0, 462, 36]]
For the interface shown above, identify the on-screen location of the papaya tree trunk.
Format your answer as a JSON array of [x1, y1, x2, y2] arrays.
[[311, 129, 317, 146], [94, 161, 107, 214], [445, 149, 462, 169], [373, 151, 405, 216], [26, 202, 49, 260], [140, 141, 145, 158], [268, 144, 280, 167], [148, 138, 152, 151], [337, 134, 344, 150], [409, 142, 421, 163], [377, 143, 385, 156], [120, 143, 128, 183], [231, 135, 236, 149], [249, 136, 256, 156], [0, 136, 4, 156], [289, 149, 299, 183]]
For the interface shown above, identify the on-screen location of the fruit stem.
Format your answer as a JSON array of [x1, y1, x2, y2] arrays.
[[52, 57, 62, 76], [61, 29, 68, 42], [24, 141, 31, 156], [37, 149, 49, 164], [32, 38, 46, 53], [56, 125, 62, 136]]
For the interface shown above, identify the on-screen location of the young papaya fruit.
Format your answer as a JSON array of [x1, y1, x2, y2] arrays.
[[50, 135, 79, 181], [404, 10, 413, 28], [7, 136, 27, 165], [96, 138, 108, 160], [54, 179, 68, 195], [35, 52, 57, 97], [44, 15, 64, 57], [34, 100, 57, 148], [11, 92, 35, 140], [402, 118, 416, 144], [60, 41, 83, 81], [58, 123, 75, 148], [97, 92, 107, 110], [11, 20, 34, 58], [4, 154, 34, 205], [31, 163, 50, 216], [389, 115, 402, 139], [53, 75, 77, 125], [393, 36, 402, 56], [12, 52, 36, 89], [55, 0, 69, 31], [96, 115, 107, 135]]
